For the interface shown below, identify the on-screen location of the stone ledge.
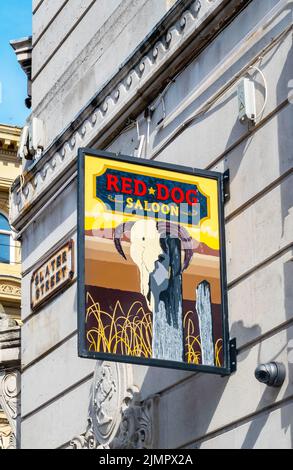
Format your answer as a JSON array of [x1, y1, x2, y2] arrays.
[[0, 327, 21, 357]]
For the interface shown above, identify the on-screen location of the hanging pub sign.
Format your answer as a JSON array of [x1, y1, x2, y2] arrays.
[[77, 149, 236, 375]]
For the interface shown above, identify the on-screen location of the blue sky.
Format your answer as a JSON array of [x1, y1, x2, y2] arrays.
[[0, 1, 32, 127]]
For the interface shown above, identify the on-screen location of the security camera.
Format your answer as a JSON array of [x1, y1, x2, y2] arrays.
[[25, 97, 32, 109], [255, 362, 286, 387]]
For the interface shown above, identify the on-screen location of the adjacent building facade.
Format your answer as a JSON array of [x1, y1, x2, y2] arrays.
[[0, 124, 21, 449], [11, 0, 293, 449]]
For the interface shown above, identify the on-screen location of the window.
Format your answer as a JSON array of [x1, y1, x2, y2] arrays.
[[0, 213, 12, 264]]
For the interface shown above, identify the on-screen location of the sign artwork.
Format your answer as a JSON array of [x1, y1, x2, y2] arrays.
[[78, 150, 234, 374]]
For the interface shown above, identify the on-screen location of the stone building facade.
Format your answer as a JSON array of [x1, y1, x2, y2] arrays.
[[11, 0, 293, 449], [0, 124, 21, 449]]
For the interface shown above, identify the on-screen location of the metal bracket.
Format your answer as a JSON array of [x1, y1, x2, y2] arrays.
[[229, 337, 237, 373], [223, 169, 230, 203]]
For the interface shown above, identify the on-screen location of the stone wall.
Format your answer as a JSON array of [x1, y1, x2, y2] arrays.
[[12, 0, 293, 449]]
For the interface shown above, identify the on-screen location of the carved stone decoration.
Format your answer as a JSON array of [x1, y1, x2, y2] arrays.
[[0, 410, 14, 450], [69, 361, 157, 449], [110, 392, 157, 449], [90, 361, 121, 444], [0, 426, 15, 450], [0, 371, 21, 449], [0, 284, 21, 297], [0, 202, 9, 215], [69, 425, 99, 450]]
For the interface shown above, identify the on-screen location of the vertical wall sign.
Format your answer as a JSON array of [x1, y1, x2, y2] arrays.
[[78, 149, 236, 374]]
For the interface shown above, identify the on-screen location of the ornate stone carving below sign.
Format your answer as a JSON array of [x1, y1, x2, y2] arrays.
[[111, 392, 156, 449], [69, 361, 157, 449], [0, 371, 21, 449], [90, 361, 120, 443]]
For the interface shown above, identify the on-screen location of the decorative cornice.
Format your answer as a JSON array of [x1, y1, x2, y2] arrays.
[[10, 0, 250, 229], [0, 124, 21, 139], [10, 37, 32, 81], [30, 0, 197, 118], [0, 179, 12, 192], [0, 153, 20, 167], [0, 276, 21, 283], [10, 37, 32, 108], [0, 126, 21, 155], [0, 281, 21, 301]]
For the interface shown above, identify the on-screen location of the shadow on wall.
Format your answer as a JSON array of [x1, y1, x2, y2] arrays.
[[240, 386, 282, 449], [140, 366, 230, 448], [278, 5, 293, 447], [139, 6, 293, 449], [152, 10, 292, 165], [229, 322, 262, 363], [21, 181, 77, 264], [74, 2, 293, 450], [240, 6, 293, 449]]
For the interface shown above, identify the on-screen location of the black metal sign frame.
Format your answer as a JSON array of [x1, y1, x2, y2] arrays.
[[77, 148, 236, 376]]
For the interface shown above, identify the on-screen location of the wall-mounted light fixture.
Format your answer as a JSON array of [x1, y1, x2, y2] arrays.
[[237, 77, 256, 124]]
